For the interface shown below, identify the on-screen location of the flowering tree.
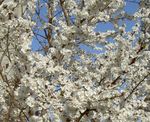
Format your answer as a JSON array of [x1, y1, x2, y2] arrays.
[[0, 0, 150, 122]]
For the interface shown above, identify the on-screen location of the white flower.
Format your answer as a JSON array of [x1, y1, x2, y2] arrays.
[[26, 96, 35, 107], [29, 115, 43, 122]]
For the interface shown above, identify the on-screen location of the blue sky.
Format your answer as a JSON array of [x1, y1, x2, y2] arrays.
[[31, 0, 141, 53]]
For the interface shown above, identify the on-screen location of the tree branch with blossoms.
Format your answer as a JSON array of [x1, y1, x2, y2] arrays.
[[0, 0, 150, 121]]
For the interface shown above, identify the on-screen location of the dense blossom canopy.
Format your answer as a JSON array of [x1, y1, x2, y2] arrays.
[[0, 0, 150, 122]]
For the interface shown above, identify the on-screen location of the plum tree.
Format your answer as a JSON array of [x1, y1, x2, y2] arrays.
[[0, 0, 150, 121]]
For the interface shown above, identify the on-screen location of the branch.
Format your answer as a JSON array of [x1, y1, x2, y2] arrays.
[[5, 26, 12, 62], [111, 41, 146, 85], [0, 0, 4, 5], [76, 108, 97, 122], [47, 1, 53, 47], [59, 0, 71, 26], [99, 92, 125, 102], [80, 0, 85, 10], [111, 75, 121, 86], [123, 72, 150, 102], [88, 1, 112, 23], [137, 106, 150, 112]]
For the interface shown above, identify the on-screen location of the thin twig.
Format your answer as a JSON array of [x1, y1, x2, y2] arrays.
[[76, 108, 97, 122], [59, 0, 71, 26], [123, 72, 150, 102]]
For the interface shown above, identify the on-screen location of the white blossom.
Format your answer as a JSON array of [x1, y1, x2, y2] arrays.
[[0, 0, 150, 121]]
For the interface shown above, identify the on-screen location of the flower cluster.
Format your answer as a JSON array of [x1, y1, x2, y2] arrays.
[[0, 0, 150, 122]]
